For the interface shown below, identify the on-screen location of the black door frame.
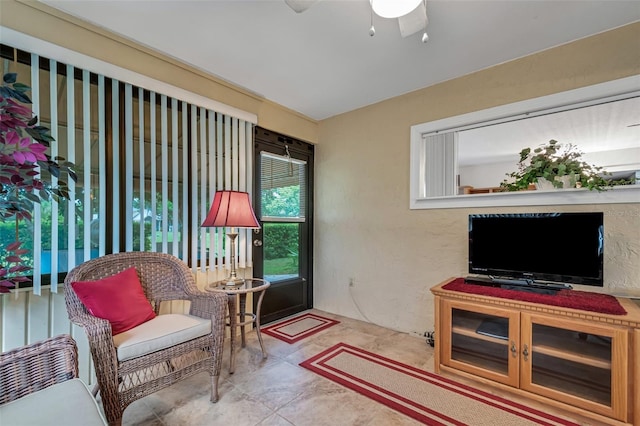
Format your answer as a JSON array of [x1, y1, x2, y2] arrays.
[[253, 126, 314, 323]]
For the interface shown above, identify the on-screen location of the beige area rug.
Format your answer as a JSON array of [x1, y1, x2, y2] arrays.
[[300, 343, 579, 426], [261, 312, 339, 343]]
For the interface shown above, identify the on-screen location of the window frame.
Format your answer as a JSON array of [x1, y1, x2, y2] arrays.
[[410, 75, 640, 210]]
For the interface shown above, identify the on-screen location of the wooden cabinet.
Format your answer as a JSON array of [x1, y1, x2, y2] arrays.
[[441, 300, 521, 387], [521, 313, 629, 420], [432, 279, 640, 425]]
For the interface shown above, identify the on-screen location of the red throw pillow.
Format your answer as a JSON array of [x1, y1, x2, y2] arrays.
[[71, 267, 156, 335]]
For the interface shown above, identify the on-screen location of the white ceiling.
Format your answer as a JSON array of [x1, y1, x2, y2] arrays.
[[458, 95, 640, 165], [40, 0, 640, 121]]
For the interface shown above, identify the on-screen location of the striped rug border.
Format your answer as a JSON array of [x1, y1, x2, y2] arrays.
[[261, 313, 340, 344], [300, 343, 579, 426]]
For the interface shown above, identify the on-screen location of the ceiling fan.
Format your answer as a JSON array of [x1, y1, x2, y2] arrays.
[[284, 0, 429, 41]]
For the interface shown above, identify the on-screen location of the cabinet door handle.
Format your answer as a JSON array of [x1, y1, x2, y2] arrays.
[[510, 341, 517, 358], [523, 344, 529, 361]]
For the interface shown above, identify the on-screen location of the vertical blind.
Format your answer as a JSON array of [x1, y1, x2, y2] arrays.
[[0, 46, 255, 294], [423, 133, 457, 197]]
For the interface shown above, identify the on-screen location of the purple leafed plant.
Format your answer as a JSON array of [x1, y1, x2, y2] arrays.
[[0, 72, 76, 292]]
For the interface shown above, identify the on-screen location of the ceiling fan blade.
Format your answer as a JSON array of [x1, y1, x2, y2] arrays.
[[398, 2, 427, 38], [284, 0, 320, 13]]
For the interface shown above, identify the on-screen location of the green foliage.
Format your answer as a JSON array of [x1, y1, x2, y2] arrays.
[[261, 186, 302, 274], [264, 257, 298, 276], [263, 223, 298, 260], [0, 215, 152, 270], [261, 186, 300, 217], [133, 222, 153, 251], [500, 140, 632, 192]]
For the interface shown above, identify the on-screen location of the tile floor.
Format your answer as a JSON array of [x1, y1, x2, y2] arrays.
[[115, 309, 604, 426]]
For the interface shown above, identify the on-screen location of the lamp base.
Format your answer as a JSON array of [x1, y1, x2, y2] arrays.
[[223, 230, 242, 288]]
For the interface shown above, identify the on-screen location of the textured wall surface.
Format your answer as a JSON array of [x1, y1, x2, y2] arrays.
[[315, 23, 640, 335]]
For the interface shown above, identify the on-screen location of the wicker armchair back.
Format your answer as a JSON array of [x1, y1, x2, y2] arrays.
[[0, 334, 78, 405], [64, 252, 227, 426], [0, 334, 107, 425]]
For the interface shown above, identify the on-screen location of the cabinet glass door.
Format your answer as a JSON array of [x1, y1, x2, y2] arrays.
[[521, 314, 628, 421], [442, 300, 519, 387]]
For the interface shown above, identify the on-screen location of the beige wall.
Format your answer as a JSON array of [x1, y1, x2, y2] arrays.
[[2, 1, 639, 336], [315, 23, 640, 334], [0, 0, 319, 144]]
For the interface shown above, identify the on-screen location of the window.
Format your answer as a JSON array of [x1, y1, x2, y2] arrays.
[[1, 44, 255, 294], [410, 76, 640, 209]]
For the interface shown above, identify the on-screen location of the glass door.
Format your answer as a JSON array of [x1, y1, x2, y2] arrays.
[[521, 313, 628, 421], [442, 299, 520, 387], [252, 127, 314, 324]]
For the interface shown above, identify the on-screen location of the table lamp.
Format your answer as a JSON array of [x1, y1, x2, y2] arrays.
[[201, 190, 260, 287]]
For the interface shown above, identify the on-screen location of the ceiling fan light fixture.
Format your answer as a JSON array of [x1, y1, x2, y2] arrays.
[[371, 0, 422, 19], [398, 2, 427, 38], [284, 0, 319, 13]]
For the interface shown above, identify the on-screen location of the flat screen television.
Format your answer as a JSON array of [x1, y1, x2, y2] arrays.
[[468, 212, 604, 288]]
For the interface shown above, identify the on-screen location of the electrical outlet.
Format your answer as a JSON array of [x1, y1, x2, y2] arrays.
[[349, 278, 355, 287]]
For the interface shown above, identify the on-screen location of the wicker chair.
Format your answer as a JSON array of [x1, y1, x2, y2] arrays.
[[64, 252, 227, 426], [0, 334, 107, 425]]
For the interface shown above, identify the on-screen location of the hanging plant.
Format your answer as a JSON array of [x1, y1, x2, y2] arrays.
[[0, 72, 76, 292]]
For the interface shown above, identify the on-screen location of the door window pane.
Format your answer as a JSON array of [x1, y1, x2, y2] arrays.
[[263, 222, 299, 282], [260, 152, 306, 221]]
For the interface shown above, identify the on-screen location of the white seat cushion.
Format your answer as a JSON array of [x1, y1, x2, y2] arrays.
[[0, 378, 106, 426], [113, 313, 211, 361]]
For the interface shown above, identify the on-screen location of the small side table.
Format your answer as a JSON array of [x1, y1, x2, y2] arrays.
[[205, 278, 270, 373]]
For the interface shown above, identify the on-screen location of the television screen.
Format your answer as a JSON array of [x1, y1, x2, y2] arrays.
[[468, 213, 604, 287]]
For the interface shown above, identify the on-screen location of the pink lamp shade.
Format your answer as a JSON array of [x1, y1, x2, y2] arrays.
[[201, 190, 260, 228]]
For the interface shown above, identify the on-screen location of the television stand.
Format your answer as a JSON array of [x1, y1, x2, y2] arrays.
[[432, 278, 640, 425]]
